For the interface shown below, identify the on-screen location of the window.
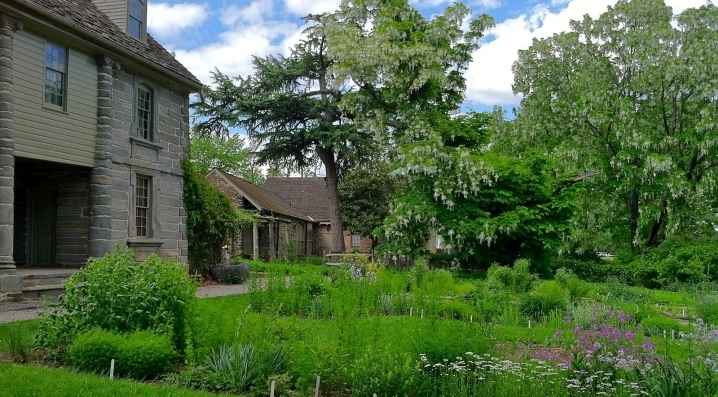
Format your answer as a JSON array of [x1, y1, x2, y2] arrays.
[[135, 85, 153, 140], [436, 235, 444, 250], [351, 234, 361, 248], [128, 0, 145, 40], [44, 42, 67, 109], [135, 175, 150, 237]]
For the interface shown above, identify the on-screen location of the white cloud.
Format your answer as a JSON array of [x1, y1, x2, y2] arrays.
[[172, 23, 302, 85], [148, 3, 209, 39], [465, 0, 707, 106], [410, 0, 501, 9], [284, 0, 341, 16]]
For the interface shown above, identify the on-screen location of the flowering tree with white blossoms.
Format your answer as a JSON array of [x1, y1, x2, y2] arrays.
[[502, 0, 718, 254], [323, 0, 580, 267]]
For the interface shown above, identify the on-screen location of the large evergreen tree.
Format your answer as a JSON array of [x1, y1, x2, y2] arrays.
[[193, 18, 373, 253]]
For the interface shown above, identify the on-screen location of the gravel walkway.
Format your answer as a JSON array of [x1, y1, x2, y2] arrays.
[[0, 282, 257, 324]]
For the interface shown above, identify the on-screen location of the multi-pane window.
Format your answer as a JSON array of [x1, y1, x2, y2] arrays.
[[136, 86, 152, 140], [128, 0, 144, 39], [351, 234, 361, 248], [135, 175, 150, 237], [44, 43, 67, 108]]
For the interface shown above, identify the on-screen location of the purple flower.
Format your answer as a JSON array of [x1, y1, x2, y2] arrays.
[[554, 330, 563, 338], [563, 315, 571, 323]]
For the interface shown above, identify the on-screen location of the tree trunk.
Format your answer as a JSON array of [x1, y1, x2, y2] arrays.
[[316, 146, 346, 253]]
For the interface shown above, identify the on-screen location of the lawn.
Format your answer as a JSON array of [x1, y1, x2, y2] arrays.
[[2, 260, 718, 396]]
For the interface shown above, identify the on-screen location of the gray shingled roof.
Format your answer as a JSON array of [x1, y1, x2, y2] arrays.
[[13, 0, 201, 88], [263, 177, 331, 223], [214, 170, 312, 222]]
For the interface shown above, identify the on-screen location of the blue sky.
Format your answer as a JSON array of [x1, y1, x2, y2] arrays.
[[147, 0, 706, 114]]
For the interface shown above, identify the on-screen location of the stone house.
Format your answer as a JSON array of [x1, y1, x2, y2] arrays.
[[0, 0, 201, 301], [263, 177, 377, 255], [206, 169, 318, 261]]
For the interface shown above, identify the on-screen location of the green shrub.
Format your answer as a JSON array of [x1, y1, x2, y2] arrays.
[[37, 246, 196, 352], [640, 316, 689, 337], [697, 293, 718, 325], [519, 281, 568, 320], [555, 268, 592, 301], [69, 329, 177, 379], [552, 257, 608, 282], [487, 263, 515, 290], [205, 343, 259, 393], [487, 259, 532, 293], [513, 259, 532, 293]]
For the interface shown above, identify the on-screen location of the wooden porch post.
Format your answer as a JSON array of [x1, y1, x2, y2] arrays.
[[252, 221, 259, 261]]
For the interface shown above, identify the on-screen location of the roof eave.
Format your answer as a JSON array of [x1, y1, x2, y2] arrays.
[[7, 0, 202, 91]]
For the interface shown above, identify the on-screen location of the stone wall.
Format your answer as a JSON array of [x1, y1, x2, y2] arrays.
[[91, 62, 189, 262]]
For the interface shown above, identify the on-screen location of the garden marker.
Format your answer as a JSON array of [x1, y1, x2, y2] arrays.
[[410, 307, 413, 317], [528, 320, 531, 329], [270, 380, 275, 397], [672, 330, 675, 340], [315, 376, 321, 397], [110, 359, 115, 380]]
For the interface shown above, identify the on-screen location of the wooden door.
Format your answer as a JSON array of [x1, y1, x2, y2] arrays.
[[28, 188, 56, 266]]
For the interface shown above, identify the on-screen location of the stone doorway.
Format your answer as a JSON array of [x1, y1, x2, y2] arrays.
[[14, 158, 90, 268]]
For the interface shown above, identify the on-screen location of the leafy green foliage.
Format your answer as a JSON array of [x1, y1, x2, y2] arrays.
[[37, 246, 196, 352], [183, 161, 252, 273], [519, 281, 568, 320], [69, 329, 177, 379], [503, 0, 718, 254], [189, 132, 264, 184], [554, 268, 592, 301], [486, 260, 532, 294], [339, 160, 400, 238]]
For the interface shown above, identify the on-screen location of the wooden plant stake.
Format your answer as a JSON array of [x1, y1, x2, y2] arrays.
[[410, 307, 413, 317], [270, 380, 276, 397], [315, 376, 321, 397], [110, 359, 115, 380]]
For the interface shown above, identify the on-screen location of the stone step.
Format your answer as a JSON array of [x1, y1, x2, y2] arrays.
[[22, 284, 66, 300], [22, 271, 76, 288]]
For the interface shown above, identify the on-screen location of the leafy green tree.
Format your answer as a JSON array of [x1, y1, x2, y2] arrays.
[[376, 112, 581, 271], [325, 0, 522, 257], [182, 162, 253, 272], [193, 17, 373, 253], [189, 130, 264, 185], [339, 159, 400, 245], [502, 0, 718, 254]]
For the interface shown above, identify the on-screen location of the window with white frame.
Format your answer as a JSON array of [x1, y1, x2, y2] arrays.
[[128, 0, 146, 40], [44, 42, 67, 109], [135, 85, 153, 140], [351, 233, 361, 248], [135, 175, 151, 237]]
